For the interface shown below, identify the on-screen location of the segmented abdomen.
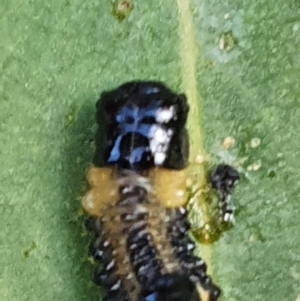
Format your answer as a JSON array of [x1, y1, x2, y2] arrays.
[[86, 174, 220, 301]]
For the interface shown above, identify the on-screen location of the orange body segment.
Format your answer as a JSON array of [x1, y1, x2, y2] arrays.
[[149, 168, 188, 208], [81, 166, 118, 217]]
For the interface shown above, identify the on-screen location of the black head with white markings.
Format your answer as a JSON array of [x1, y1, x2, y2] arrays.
[[142, 274, 200, 301], [94, 81, 189, 171]]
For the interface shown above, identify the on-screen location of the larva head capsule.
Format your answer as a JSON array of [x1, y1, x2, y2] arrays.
[[94, 81, 189, 171]]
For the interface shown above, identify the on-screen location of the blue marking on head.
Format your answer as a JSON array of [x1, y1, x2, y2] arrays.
[[116, 100, 163, 138], [144, 293, 156, 301], [129, 146, 148, 165], [107, 135, 122, 162], [105, 90, 184, 169], [140, 86, 160, 95]]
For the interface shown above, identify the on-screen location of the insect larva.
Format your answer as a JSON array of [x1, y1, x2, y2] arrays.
[[82, 81, 239, 301]]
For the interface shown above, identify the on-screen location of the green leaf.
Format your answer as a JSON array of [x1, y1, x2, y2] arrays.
[[0, 0, 299, 300]]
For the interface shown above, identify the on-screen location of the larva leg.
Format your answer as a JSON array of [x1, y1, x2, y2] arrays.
[[81, 166, 118, 217], [210, 164, 240, 224]]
